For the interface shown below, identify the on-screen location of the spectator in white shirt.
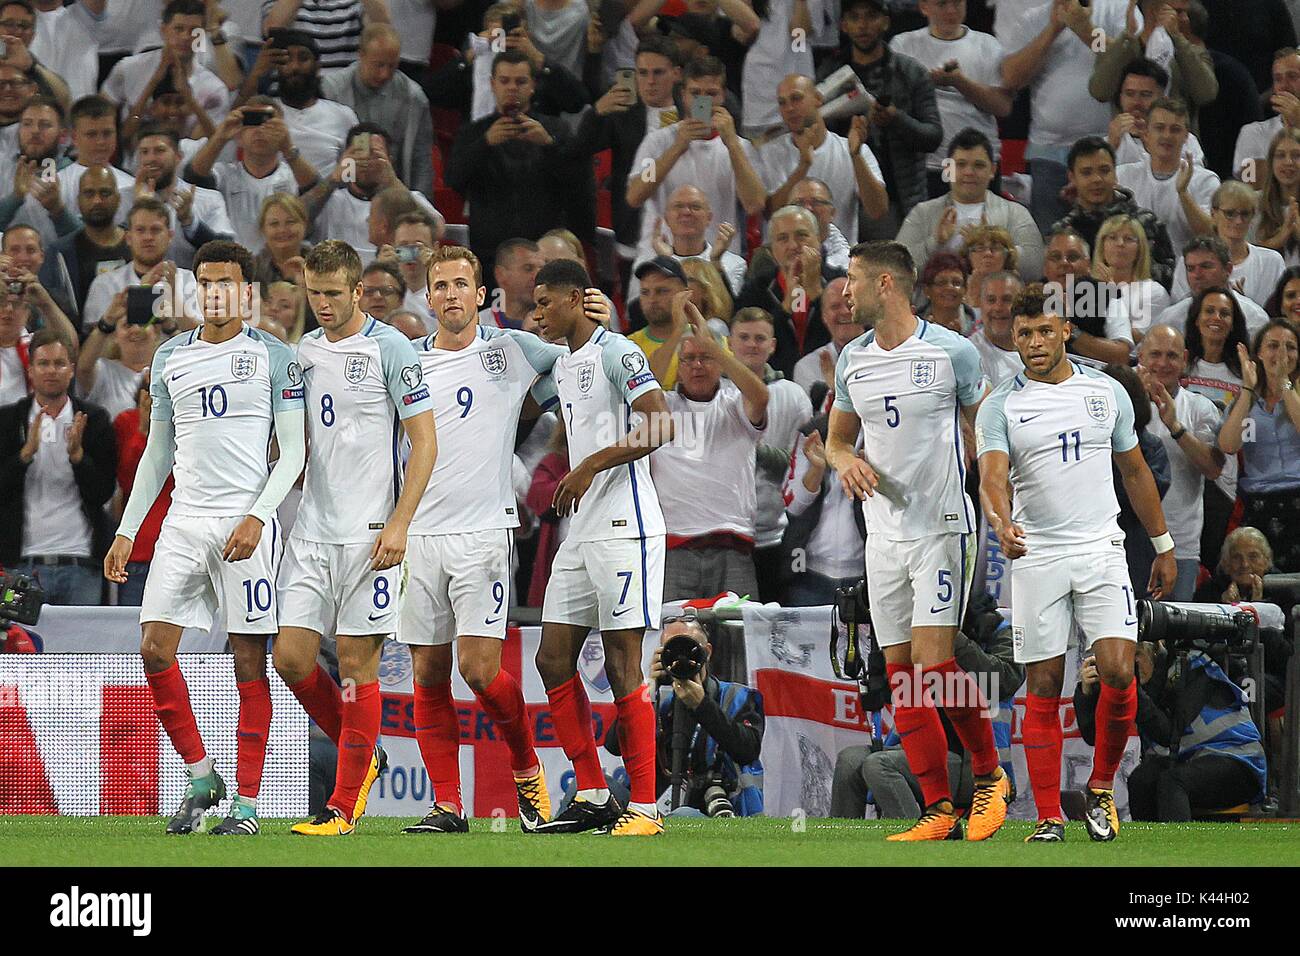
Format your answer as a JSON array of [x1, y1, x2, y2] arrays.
[[626, 56, 766, 258], [0, 292, 31, 404], [1155, 236, 1271, 337], [101, 0, 232, 134], [1117, 97, 1219, 255], [790, 177, 852, 272], [756, 72, 888, 244], [651, 295, 769, 602], [1105, 57, 1206, 168], [629, 184, 745, 302], [30, 0, 97, 102], [968, 270, 1024, 388], [1252, 125, 1300, 267], [728, 305, 813, 604], [82, 196, 200, 331], [1264, 265, 1300, 326], [1094, 213, 1172, 342], [891, 0, 1013, 198], [0, 0, 69, 110], [0, 96, 76, 252], [75, 286, 160, 418], [742, 0, 825, 134], [57, 96, 135, 211], [238, 30, 359, 178], [0, 224, 78, 343], [1136, 323, 1225, 600], [793, 275, 863, 398], [122, 124, 236, 269], [373, 210, 437, 332], [182, 97, 320, 252], [1233, 46, 1300, 183], [1170, 180, 1286, 305]]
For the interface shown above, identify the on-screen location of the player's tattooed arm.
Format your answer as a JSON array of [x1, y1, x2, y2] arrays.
[[373, 409, 437, 570], [552, 388, 675, 517], [824, 406, 879, 501], [977, 448, 1026, 559], [1113, 444, 1176, 599]]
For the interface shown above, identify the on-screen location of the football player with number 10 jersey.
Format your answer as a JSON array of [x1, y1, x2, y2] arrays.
[[976, 285, 1176, 844], [105, 241, 306, 837], [397, 245, 567, 835], [272, 240, 438, 838]]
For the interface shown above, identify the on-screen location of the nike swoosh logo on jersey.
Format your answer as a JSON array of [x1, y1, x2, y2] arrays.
[[368, 612, 387, 622], [612, 606, 636, 617], [244, 614, 268, 624], [1125, 618, 1138, 626], [1019, 414, 1043, 423], [483, 616, 502, 626], [850, 369, 871, 381], [929, 605, 950, 615], [171, 371, 190, 382]]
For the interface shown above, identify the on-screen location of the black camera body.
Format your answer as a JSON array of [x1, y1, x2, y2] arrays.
[[0, 572, 46, 626], [661, 633, 708, 683], [1137, 600, 1254, 650], [832, 579, 871, 681]]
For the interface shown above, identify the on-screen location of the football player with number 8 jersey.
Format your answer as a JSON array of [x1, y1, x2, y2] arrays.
[[398, 245, 567, 835], [272, 240, 438, 838], [829, 241, 1010, 843], [976, 285, 1176, 844], [104, 241, 306, 837], [528, 258, 674, 837]]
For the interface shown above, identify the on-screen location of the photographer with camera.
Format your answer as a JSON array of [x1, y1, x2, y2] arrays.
[[604, 612, 766, 817], [831, 592, 1023, 822], [1075, 639, 1266, 821]]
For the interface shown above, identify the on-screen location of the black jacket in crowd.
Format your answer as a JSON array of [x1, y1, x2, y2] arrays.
[[1051, 188, 1176, 290], [0, 395, 118, 565], [734, 260, 846, 379]]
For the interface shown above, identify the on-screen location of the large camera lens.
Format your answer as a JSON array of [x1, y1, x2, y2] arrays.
[[661, 633, 707, 681], [1137, 601, 1253, 647]]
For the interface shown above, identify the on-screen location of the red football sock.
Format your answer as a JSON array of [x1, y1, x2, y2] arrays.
[[887, 662, 951, 808], [413, 680, 462, 813], [145, 661, 206, 765], [328, 680, 381, 820], [615, 685, 656, 805], [1023, 693, 1064, 821], [288, 665, 342, 744], [1090, 678, 1137, 791], [926, 657, 999, 777], [545, 674, 605, 791], [235, 678, 272, 799], [475, 670, 537, 774]]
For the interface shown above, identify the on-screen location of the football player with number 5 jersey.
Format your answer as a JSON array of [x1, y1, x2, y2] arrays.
[[398, 245, 567, 834], [272, 240, 438, 838], [976, 284, 1176, 844], [829, 241, 1010, 843], [528, 258, 674, 837], [104, 241, 306, 837]]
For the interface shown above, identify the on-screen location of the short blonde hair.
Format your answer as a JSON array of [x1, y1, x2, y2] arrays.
[[1093, 214, 1152, 280], [258, 192, 308, 233], [681, 258, 732, 324]]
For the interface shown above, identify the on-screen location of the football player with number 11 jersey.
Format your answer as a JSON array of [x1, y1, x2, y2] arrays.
[[976, 285, 1176, 844]]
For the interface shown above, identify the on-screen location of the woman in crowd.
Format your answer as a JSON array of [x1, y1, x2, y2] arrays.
[[1218, 318, 1300, 572], [918, 252, 974, 334], [76, 289, 161, 418], [1181, 286, 1252, 568], [1194, 525, 1277, 604], [681, 258, 734, 340], [1252, 128, 1300, 267], [1174, 181, 1286, 308], [1263, 266, 1300, 324], [262, 280, 313, 343], [251, 194, 311, 291], [1092, 214, 1170, 341], [960, 224, 1017, 315]]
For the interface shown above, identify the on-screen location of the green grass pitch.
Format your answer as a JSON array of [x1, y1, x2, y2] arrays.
[[2, 816, 1299, 867]]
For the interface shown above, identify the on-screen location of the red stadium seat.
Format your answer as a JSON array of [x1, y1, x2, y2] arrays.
[[1000, 138, 1027, 176]]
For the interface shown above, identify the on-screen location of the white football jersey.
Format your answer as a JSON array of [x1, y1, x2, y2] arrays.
[[293, 317, 433, 545], [410, 327, 566, 535], [150, 324, 303, 518], [552, 327, 666, 542], [833, 320, 986, 541], [975, 361, 1139, 557]]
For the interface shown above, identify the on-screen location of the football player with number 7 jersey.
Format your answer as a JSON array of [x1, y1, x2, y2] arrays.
[[272, 240, 438, 838], [828, 241, 1010, 843], [976, 285, 1176, 844], [104, 241, 306, 837], [397, 245, 568, 834]]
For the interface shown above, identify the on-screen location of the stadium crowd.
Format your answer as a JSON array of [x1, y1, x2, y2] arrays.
[[0, 0, 1297, 826]]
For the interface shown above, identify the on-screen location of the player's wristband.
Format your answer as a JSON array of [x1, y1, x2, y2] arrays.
[[1150, 532, 1174, 555]]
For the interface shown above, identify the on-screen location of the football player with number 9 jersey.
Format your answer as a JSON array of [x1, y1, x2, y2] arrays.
[[273, 240, 438, 838], [398, 245, 567, 835], [976, 284, 1176, 844]]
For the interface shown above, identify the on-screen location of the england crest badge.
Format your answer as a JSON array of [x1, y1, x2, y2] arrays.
[[345, 355, 369, 384], [480, 348, 507, 376], [1086, 395, 1109, 422], [577, 362, 596, 393], [231, 354, 257, 380], [910, 359, 937, 388]]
